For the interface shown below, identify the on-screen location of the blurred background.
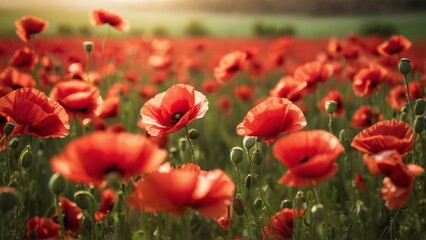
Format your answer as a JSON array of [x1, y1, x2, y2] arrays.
[[1, 0, 426, 38]]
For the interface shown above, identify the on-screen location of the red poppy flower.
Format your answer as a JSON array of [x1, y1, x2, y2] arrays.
[[8, 47, 38, 72], [351, 120, 414, 156], [201, 79, 221, 94], [127, 163, 235, 219], [318, 89, 345, 117], [90, 9, 129, 32], [236, 97, 306, 144], [352, 65, 387, 97], [386, 81, 425, 110], [273, 130, 344, 187], [362, 150, 402, 175], [262, 208, 304, 240], [140, 84, 208, 137], [234, 85, 254, 101], [148, 54, 172, 70], [294, 61, 333, 92], [351, 105, 382, 129], [269, 76, 307, 102], [216, 96, 232, 114], [354, 173, 368, 191], [0, 67, 36, 90], [150, 71, 169, 85], [139, 85, 158, 100], [99, 96, 119, 119], [214, 50, 248, 84], [217, 210, 233, 230], [95, 189, 117, 221], [377, 35, 412, 57], [53, 197, 83, 233], [25, 217, 60, 239], [0, 116, 6, 151], [50, 131, 167, 187], [50, 80, 103, 120], [15, 16, 48, 42], [0, 88, 69, 138]]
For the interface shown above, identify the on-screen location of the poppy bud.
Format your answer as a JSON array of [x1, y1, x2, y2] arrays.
[[0, 187, 19, 212], [243, 136, 256, 150], [414, 116, 425, 133], [325, 101, 337, 115], [356, 201, 368, 223], [3, 122, 15, 137], [399, 58, 411, 76], [311, 204, 325, 222], [252, 149, 264, 165], [19, 145, 32, 169], [8, 137, 19, 149], [233, 195, 244, 216], [169, 147, 179, 159], [48, 173, 66, 195], [245, 174, 253, 190], [74, 190, 93, 211], [178, 138, 188, 152], [253, 198, 262, 210], [399, 112, 407, 121], [401, 103, 409, 114], [83, 41, 94, 53], [376, 211, 387, 227], [230, 147, 244, 165], [414, 99, 426, 116], [188, 128, 199, 139], [81, 214, 94, 233], [280, 199, 293, 209]]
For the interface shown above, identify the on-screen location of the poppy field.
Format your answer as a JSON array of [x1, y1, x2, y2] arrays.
[[1, 8, 426, 240]]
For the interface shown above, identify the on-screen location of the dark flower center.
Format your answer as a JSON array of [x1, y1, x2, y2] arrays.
[[170, 111, 183, 125], [104, 165, 124, 176], [299, 156, 309, 164]]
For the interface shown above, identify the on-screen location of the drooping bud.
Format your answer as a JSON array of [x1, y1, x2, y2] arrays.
[[0, 187, 19, 212], [81, 214, 94, 233], [325, 101, 337, 115], [414, 116, 425, 133], [253, 198, 262, 210], [243, 136, 256, 150], [280, 199, 293, 209], [49, 173, 66, 195], [399, 58, 412, 76], [252, 149, 264, 165], [74, 190, 93, 211], [19, 145, 32, 169], [311, 204, 325, 222], [3, 122, 15, 137], [230, 147, 244, 165], [414, 99, 426, 116], [83, 41, 94, 53], [8, 137, 19, 149], [233, 195, 244, 216], [188, 129, 199, 140], [244, 174, 253, 190]]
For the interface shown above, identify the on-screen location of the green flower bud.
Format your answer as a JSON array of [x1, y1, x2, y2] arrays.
[[230, 147, 244, 165], [399, 58, 412, 76], [401, 103, 409, 114], [178, 138, 188, 152], [243, 136, 256, 150], [252, 149, 264, 165], [83, 41, 94, 53], [253, 198, 262, 210], [8, 137, 19, 149], [414, 99, 426, 116], [0, 187, 19, 212], [376, 211, 387, 227], [399, 112, 407, 121], [19, 145, 32, 169], [325, 101, 337, 115], [188, 129, 199, 139], [3, 122, 15, 137], [245, 174, 253, 190], [356, 201, 368, 223], [233, 195, 244, 216], [414, 116, 425, 133], [311, 204, 325, 222], [81, 214, 94, 233], [74, 190, 93, 211], [280, 199, 293, 209], [49, 173, 66, 195]]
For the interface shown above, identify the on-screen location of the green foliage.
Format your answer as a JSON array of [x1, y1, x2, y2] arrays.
[[358, 21, 398, 37], [183, 19, 210, 36], [56, 24, 74, 36], [252, 21, 295, 36], [152, 25, 170, 37]]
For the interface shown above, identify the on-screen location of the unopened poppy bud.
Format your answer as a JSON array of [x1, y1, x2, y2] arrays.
[[280, 199, 293, 209], [414, 116, 425, 133], [325, 101, 337, 115], [401, 103, 409, 114], [311, 204, 325, 222], [230, 147, 244, 165], [243, 136, 256, 150], [74, 190, 93, 211], [245, 174, 253, 190], [19, 145, 32, 169], [178, 138, 188, 152], [399, 58, 411, 76], [8, 137, 19, 149], [399, 112, 407, 121], [233, 196, 244, 216], [252, 149, 264, 165], [8, 181, 18, 188], [81, 214, 94, 232], [414, 99, 426, 116], [339, 129, 346, 142], [0, 187, 19, 212], [356, 201, 368, 223], [188, 129, 199, 139], [3, 122, 15, 137], [49, 173, 66, 195], [376, 211, 387, 227], [254, 198, 262, 210], [83, 41, 94, 53]]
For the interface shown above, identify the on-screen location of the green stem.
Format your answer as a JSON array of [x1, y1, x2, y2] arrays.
[[227, 205, 232, 240], [328, 114, 333, 135], [55, 195, 65, 240], [403, 74, 415, 121], [86, 51, 91, 83], [184, 126, 196, 163]]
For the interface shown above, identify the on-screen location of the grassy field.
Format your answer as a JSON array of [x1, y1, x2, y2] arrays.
[[0, 8, 426, 38]]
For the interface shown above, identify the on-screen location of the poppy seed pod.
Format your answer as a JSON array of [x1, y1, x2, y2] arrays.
[[74, 190, 93, 211], [311, 204, 325, 222], [252, 149, 264, 165], [280, 199, 293, 209], [48, 173, 66, 195], [19, 145, 32, 168], [230, 147, 244, 165], [399, 58, 411, 76], [245, 174, 253, 190], [325, 101, 337, 115], [83, 41, 94, 53], [188, 129, 199, 140], [3, 122, 15, 137], [8, 137, 19, 149], [254, 198, 262, 210], [0, 187, 19, 212], [233, 195, 244, 216], [414, 99, 426, 116], [243, 136, 256, 150], [414, 116, 425, 133]]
